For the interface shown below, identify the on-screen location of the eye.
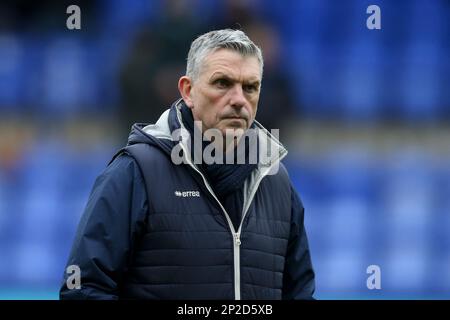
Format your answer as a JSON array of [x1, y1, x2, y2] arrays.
[[243, 84, 258, 93], [214, 78, 231, 89]]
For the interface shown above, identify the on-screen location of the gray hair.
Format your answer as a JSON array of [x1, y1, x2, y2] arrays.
[[186, 29, 264, 81]]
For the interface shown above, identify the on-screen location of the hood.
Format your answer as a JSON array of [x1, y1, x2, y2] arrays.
[[126, 104, 177, 157]]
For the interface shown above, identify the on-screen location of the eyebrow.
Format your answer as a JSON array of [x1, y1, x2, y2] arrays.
[[210, 72, 261, 86]]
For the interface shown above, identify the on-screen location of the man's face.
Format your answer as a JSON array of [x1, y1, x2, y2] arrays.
[[180, 49, 262, 136]]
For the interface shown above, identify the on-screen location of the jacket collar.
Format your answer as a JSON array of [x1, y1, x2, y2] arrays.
[[141, 99, 288, 171]]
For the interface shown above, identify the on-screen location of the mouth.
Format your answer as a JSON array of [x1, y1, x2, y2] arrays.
[[223, 116, 246, 121], [223, 117, 246, 125]]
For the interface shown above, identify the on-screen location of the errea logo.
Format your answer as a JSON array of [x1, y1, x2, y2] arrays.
[[174, 190, 200, 198]]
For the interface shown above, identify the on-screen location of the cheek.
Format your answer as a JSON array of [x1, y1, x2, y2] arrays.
[[248, 96, 259, 116], [196, 87, 223, 112], [201, 90, 227, 117], [194, 90, 224, 127]]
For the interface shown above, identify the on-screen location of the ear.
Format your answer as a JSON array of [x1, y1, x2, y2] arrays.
[[178, 76, 194, 108]]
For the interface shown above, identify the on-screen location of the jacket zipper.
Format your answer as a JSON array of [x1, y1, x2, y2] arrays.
[[180, 142, 282, 300], [233, 165, 278, 299], [179, 143, 243, 298], [175, 106, 285, 299]]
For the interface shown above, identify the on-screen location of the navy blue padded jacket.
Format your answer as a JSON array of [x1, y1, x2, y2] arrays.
[[59, 101, 315, 300]]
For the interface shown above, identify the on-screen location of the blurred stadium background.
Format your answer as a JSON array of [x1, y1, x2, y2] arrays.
[[0, 0, 449, 299]]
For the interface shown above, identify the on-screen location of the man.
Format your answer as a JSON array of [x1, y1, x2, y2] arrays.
[[60, 29, 315, 300]]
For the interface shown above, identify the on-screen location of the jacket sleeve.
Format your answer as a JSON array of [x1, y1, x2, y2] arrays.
[[59, 154, 148, 300], [282, 183, 315, 300]]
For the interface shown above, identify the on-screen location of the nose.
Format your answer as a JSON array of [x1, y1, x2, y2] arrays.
[[229, 84, 247, 109]]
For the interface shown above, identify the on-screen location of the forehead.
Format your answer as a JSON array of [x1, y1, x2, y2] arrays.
[[201, 48, 261, 81]]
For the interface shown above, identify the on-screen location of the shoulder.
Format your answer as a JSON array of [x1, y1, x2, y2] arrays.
[[260, 161, 293, 202], [105, 153, 139, 175], [96, 153, 144, 190], [107, 153, 139, 172], [277, 162, 290, 179], [263, 161, 291, 186]]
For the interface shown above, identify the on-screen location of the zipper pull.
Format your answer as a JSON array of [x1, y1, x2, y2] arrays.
[[234, 233, 241, 246]]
